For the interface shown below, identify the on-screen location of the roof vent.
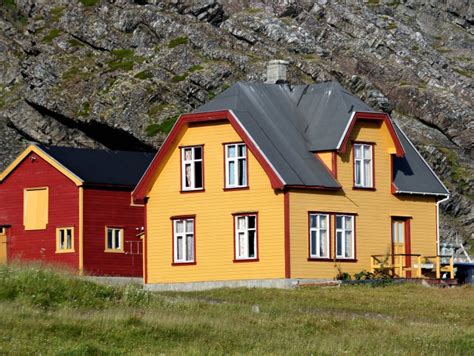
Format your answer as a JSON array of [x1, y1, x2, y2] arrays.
[[266, 60, 289, 84]]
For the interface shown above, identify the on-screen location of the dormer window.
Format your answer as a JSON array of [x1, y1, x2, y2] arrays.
[[181, 146, 204, 191], [353, 143, 374, 189]]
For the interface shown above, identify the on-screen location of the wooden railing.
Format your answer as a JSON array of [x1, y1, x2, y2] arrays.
[[371, 254, 421, 278], [423, 255, 455, 279], [370, 254, 454, 279]]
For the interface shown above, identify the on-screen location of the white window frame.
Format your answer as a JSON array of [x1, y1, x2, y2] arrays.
[[181, 146, 203, 191], [335, 215, 355, 259], [234, 214, 257, 260], [309, 213, 330, 259], [173, 218, 195, 264], [105, 227, 123, 252], [225, 143, 248, 189], [354, 143, 373, 188]]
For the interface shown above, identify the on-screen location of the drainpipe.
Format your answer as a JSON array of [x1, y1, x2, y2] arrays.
[[436, 195, 450, 256]]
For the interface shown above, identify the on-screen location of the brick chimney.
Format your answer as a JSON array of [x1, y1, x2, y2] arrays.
[[265, 60, 289, 84]]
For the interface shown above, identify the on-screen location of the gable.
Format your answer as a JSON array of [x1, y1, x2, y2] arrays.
[[133, 110, 287, 203], [0, 145, 83, 186]]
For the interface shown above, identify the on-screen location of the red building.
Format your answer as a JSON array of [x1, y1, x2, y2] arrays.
[[0, 145, 154, 276]]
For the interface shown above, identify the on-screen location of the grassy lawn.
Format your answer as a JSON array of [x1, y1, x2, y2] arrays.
[[0, 265, 472, 355]]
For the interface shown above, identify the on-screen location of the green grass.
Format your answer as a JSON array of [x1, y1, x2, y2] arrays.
[[168, 36, 188, 49], [80, 0, 99, 6], [134, 70, 153, 80], [145, 115, 179, 136], [0, 264, 472, 354], [42, 28, 61, 44], [188, 64, 203, 72], [77, 101, 90, 117], [2, 0, 16, 10], [171, 74, 187, 83], [106, 49, 141, 72]]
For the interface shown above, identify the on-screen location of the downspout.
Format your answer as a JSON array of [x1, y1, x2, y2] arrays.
[[436, 195, 450, 256]]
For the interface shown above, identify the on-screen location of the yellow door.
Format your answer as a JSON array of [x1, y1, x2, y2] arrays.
[[392, 220, 405, 277], [0, 228, 6, 264]]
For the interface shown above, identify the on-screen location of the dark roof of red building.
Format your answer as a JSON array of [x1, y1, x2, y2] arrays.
[[38, 145, 155, 187]]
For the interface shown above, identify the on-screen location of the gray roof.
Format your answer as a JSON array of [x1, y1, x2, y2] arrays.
[[195, 82, 448, 195], [392, 125, 448, 195]]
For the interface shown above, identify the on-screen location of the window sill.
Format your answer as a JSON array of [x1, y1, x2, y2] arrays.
[[180, 189, 205, 194], [104, 249, 125, 254], [233, 258, 259, 263], [56, 250, 75, 254], [352, 187, 376, 191], [223, 186, 249, 192], [172, 261, 196, 266], [307, 258, 358, 263]]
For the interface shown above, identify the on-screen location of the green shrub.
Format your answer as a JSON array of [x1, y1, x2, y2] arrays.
[[107, 60, 134, 71]]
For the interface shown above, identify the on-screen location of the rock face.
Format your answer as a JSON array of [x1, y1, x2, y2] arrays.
[[0, 0, 472, 250]]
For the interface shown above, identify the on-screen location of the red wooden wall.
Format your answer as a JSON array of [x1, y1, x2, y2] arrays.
[[0, 153, 79, 269], [83, 188, 144, 277]]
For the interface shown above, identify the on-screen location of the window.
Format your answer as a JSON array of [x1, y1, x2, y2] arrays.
[[309, 214, 330, 259], [0, 227, 5, 235], [181, 146, 203, 191], [173, 218, 195, 264], [56, 227, 74, 253], [234, 214, 257, 261], [354, 143, 373, 188], [225, 143, 247, 188], [105, 227, 124, 252], [24, 188, 48, 230], [336, 215, 354, 259]]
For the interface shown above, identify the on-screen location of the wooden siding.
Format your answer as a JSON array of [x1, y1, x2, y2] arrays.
[[0, 153, 79, 269], [83, 188, 144, 277], [146, 121, 285, 284], [289, 121, 437, 279]]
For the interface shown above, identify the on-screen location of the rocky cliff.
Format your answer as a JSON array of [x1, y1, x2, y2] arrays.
[[0, 0, 472, 249]]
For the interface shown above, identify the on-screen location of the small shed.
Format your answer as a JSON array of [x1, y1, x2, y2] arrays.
[[0, 144, 154, 277]]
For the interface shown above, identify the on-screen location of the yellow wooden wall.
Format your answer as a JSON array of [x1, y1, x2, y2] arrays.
[[289, 121, 437, 279], [146, 121, 285, 283], [0, 231, 6, 264]]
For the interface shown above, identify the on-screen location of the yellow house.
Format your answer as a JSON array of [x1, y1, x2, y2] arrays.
[[133, 81, 450, 290]]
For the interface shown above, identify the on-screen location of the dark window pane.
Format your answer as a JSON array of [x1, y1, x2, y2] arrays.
[[238, 144, 245, 156], [248, 216, 255, 229], [107, 229, 113, 249], [194, 161, 203, 188], [336, 216, 342, 229], [248, 230, 255, 258], [336, 231, 342, 256], [238, 159, 245, 185], [194, 147, 202, 160], [311, 231, 316, 255]]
